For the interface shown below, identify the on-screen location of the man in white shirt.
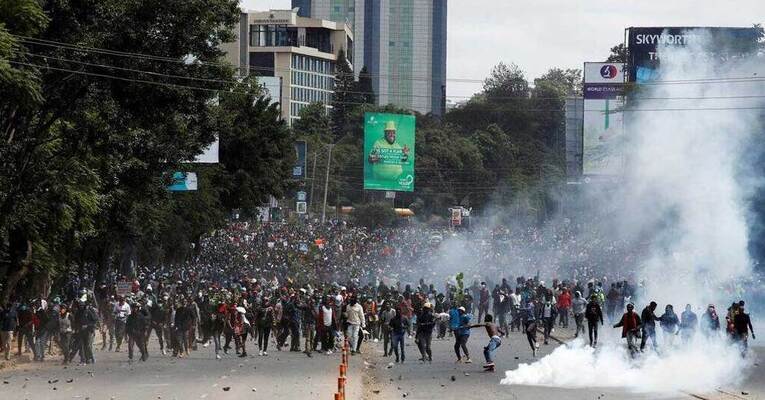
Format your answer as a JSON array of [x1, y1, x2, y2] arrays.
[[112, 297, 131, 352], [345, 297, 366, 355]]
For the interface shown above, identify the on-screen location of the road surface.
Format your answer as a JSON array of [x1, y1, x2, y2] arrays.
[[360, 325, 765, 400], [0, 338, 361, 400]]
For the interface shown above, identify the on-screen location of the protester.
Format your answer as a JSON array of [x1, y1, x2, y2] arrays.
[[468, 314, 505, 372], [453, 306, 472, 364], [389, 307, 408, 363], [584, 294, 604, 347], [613, 303, 641, 356], [416, 302, 435, 362]]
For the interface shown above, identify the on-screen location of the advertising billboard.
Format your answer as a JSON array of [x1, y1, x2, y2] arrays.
[[293, 140, 307, 178], [363, 112, 415, 192], [627, 27, 760, 82], [583, 62, 626, 176], [167, 172, 198, 191], [194, 137, 219, 163]]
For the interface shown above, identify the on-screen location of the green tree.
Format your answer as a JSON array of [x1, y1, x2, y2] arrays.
[[331, 49, 356, 140], [218, 77, 295, 216], [355, 66, 375, 105], [483, 62, 529, 100], [606, 43, 628, 63], [0, 0, 242, 299]]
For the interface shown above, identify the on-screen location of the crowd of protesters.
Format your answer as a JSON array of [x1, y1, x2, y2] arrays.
[[0, 220, 759, 370]]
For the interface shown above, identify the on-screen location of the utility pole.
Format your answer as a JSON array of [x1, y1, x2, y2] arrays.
[[321, 144, 334, 224], [308, 150, 318, 213]]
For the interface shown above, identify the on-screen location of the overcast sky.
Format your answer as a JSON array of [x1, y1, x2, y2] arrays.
[[241, 0, 763, 100]]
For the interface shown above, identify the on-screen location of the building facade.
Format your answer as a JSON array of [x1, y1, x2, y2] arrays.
[[293, 0, 446, 116], [221, 9, 354, 125]]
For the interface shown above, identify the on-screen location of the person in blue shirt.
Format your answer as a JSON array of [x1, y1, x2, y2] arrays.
[[453, 306, 472, 363]]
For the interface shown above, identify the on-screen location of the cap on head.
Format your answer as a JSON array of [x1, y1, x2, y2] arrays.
[[385, 121, 396, 131], [458, 306, 466, 312]]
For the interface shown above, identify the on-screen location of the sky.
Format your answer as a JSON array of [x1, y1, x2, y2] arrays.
[[241, 0, 763, 100]]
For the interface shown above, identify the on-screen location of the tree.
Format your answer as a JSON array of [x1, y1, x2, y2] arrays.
[[217, 78, 295, 216], [355, 66, 375, 105], [483, 62, 529, 99], [331, 49, 355, 140], [0, 0, 242, 300], [606, 43, 627, 63], [293, 102, 332, 143], [535, 68, 582, 97]]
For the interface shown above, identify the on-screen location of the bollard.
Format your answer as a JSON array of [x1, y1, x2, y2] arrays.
[[339, 363, 346, 377], [334, 392, 341, 400]]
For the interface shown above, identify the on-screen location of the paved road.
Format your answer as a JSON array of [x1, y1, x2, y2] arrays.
[[360, 326, 765, 400], [1, 328, 763, 400], [0, 338, 361, 400]]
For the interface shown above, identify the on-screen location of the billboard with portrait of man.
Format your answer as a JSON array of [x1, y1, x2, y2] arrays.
[[363, 112, 415, 192]]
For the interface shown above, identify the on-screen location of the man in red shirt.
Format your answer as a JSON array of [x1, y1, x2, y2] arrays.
[[556, 288, 572, 328], [613, 303, 641, 356]]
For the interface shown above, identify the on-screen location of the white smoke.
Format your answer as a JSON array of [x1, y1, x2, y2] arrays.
[[502, 30, 765, 395], [502, 335, 753, 394]]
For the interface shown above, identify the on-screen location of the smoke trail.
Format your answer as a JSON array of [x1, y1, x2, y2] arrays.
[[502, 30, 765, 394]]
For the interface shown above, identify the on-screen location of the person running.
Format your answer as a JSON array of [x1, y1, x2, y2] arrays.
[[572, 291, 586, 339], [453, 306, 472, 364], [640, 301, 660, 352], [701, 304, 721, 338], [416, 302, 435, 362], [679, 304, 698, 344], [541, 299, 557, 345], [0, 303, 17, 361], [112, 296, 131, 352], [660, 304, 679, 347], [733, 301, 755, 356], [613, 303, 641, 356], [389, 307, 408, 363], [257, 299, 274, 356], [380, 301, 396, 356], [467, 314, 506, 372], [584, 294, 603, 347], [522, 301, 539, 357]]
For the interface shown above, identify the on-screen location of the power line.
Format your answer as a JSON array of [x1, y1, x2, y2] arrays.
[[28, 49, 765, 102], [14, 34, 765, 88], [13, 35, 485, 84], [8, 60, 765, 112]]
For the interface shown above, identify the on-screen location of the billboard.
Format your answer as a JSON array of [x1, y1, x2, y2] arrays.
[[363, 112, 415, 192], [627, 27, 760, 82], [293, 140, 307, 178], [194, 138, 219, 163], [168, 172, 198, 191], [583, 62, 626, 176]]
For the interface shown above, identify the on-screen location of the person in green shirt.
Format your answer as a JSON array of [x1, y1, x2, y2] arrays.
[[367, 121, 409, 182]]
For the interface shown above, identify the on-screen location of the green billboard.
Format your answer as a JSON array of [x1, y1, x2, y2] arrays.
[[363, 112, 415, 192]]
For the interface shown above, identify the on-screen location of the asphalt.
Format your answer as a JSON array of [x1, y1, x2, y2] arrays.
[[1, 327, 763, 400], [360, 326, 765, 400], [0, 337, 361, 400]]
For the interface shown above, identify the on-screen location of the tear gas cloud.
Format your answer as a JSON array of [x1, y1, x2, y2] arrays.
[[501, 30, 765, 394]]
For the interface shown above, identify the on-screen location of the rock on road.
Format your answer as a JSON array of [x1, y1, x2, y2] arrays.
[[0, 339, 361, 400]]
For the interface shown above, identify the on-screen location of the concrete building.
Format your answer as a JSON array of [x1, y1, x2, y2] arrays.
[[293, 0, 447, 116], [222, 8, 354, 125]]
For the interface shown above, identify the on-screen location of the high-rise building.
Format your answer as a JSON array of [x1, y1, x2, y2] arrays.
[[221, 8, 354, 125], [293, 0, 447, 116]]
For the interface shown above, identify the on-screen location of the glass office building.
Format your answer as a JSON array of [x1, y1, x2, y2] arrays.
[[294, 0, 447, 116]]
